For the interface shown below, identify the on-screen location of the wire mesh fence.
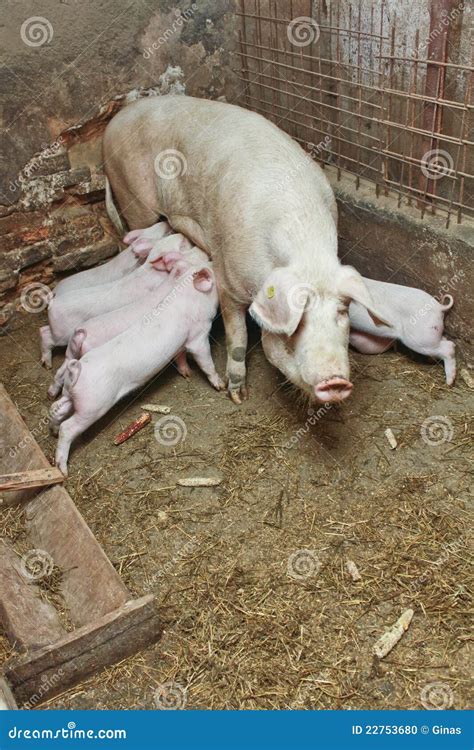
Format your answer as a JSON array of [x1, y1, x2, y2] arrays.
[[235, 0, 473, 227]]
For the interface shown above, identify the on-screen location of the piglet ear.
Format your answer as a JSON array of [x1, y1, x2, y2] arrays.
[[150, 251, 184, 272], [249, 268, 307, 336], [123, 229, 143, 245], [178, 235, 193, 252], [131, 238, 154, 259], [192, 267, 213, 292], [338, 267, 391, 327]]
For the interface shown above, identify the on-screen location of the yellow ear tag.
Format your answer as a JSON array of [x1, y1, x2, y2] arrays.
[[267, 285, 275, 299]]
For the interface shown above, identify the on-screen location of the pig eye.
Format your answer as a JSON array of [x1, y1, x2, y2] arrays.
[[337, 307, 348, 321]]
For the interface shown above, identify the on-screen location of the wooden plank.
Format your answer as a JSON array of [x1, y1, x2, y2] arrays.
[[0, 540, 66, 650], [0, 384, 129, 626], [0, 467, 64, 492], [25, 486, 129, 628], [4, 595, 161, 707], [0, 677, 18, 709], [0, 383, 52, 507]]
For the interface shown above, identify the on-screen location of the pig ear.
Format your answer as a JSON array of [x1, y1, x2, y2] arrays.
[[192, 268, 213, 292], [338, 267, 391, 327], [150, 251, 184, 271], [123, 229, 143, 245], [131, 238, 154, 259], [249, 268, 307, 336], [178, 235, 193, 252]]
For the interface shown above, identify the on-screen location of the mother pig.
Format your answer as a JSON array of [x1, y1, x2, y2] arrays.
[[104, 95, 389, 403]]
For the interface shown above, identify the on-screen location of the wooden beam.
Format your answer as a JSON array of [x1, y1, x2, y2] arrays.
[[0, 540, 66, 650], [4, 595, 161, 707], [0, 677, 18, 709], [25, 486, 129, 628], [0, 383, 53, 507], [0, 467, 64, 492]]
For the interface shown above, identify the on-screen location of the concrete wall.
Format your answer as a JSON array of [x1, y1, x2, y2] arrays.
[[0, 0, 240, 309]]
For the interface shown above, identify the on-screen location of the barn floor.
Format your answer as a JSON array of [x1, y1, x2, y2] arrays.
[[0, 307, 472, 711]]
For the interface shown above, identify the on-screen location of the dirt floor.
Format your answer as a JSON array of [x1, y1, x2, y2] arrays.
[[0, 305, 472, 711]]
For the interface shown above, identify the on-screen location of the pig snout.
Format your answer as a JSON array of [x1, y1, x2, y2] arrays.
[[314, 376, 353, 403]]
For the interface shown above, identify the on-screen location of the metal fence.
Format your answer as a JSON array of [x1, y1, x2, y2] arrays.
[[236, 0, 473, 227]]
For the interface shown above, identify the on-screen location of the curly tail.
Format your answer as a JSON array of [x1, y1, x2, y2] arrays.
[[440, 293, 454, 311], [64, 359, 82, 390], [66, 328, 87, 360]]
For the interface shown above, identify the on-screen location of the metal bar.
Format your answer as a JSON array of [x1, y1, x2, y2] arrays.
[[238, 51, 473, 110], [418, 0, 457, 206], [236, 0, 473, 222]]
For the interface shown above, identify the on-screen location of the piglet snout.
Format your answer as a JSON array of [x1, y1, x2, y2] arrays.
[[314, 377, 353, 403]]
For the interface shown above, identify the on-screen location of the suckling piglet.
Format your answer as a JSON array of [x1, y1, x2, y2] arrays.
[[40, 232, 189, 367], [47, 248, 202, 399], [52, 220, 170, 298], [348, 278, 456, 385], [50, 257, 223, 474]]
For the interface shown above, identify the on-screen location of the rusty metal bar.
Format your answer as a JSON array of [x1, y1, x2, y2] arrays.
[[235, 0, 473, 223], [418, 0, 458, 206]]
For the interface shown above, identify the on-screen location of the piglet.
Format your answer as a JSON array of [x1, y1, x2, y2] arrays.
[[50, 258, 223, 475], [53, 221, 171, 298], [349, 278, 456, 385], [47, 250, 194, 399], [40, 233, 190, 367]]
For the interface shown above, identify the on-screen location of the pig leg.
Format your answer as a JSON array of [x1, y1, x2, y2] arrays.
[[349, 330, 395, 355], [55, 413, 95, 476], [187, 336, 225, 391], [48, 329, 86, 400], [168, 215, 210, 254], [219, 288, 248, 404], [39, 325, 54, 368], [49, 395, 73, 437], [422, 338, 456, 386], [175, 351, 192, 379]]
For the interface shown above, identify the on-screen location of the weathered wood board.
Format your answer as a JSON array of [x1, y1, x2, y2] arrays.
[[0, 383, 161, 708]]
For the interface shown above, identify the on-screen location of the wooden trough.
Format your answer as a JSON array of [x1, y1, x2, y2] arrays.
[[0, 383, 161, 708]]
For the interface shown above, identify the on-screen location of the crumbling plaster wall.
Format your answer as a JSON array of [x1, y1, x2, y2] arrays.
[[0, 0, 240, 313]]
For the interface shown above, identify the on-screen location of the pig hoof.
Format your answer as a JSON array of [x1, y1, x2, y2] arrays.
[[41, 358, 52, 370], [212, 376, 226, 391], [47, 385, 60, 400], [55, 460, 68, 477], [229, 389, 242, 405], [228, 384, 248, 404]]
